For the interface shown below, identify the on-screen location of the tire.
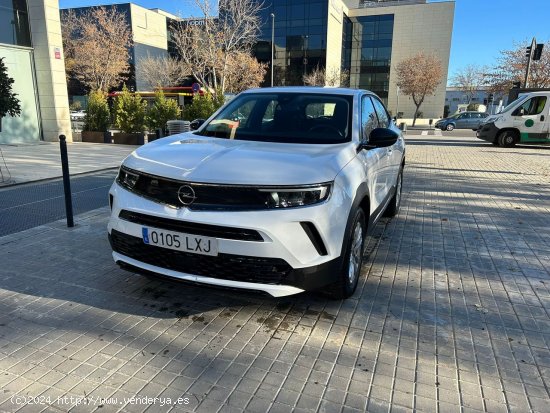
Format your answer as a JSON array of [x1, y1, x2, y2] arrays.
[[384, 168, 403, 217], [446, 124, 455, 131], [498, 130, 517, 147], [328, 208, 366, 299]]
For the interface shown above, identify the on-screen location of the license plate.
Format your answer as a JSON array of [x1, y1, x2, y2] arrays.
[[142, 227, 218, 256]]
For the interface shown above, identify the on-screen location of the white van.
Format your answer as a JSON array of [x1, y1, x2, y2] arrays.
[[477, 91, 550, 147]]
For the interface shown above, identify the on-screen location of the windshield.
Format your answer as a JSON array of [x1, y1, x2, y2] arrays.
[[196, 92, 353, 144], [498, 96, 528, 114]]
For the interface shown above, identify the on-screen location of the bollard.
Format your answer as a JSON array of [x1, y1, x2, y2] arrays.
[[59, 135, 74, 227]]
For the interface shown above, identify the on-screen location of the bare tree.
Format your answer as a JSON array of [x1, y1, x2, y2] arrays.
[[62, 7, 132, 92], [396, 52, 443, 126], [485, 39, 550, 93], [303, 65, 350, 87], [224, 51, 267, 93], [451, 64, 487, 104], [60, 9, 78, 80], [172, 0, 263, 93], [137, 54, 188, 89]]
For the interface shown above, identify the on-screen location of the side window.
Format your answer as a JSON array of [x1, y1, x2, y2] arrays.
[[361, 96, 378, 141], [371, 97, 390, 128], [514, 96, 548, 116]]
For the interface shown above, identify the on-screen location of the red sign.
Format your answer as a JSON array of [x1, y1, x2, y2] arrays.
[[54, 47, 61, 60]]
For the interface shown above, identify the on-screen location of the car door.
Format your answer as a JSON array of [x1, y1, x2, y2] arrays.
[[370, 96, 398, 195], [357, 95, 386, 212], [455, 113, 470, 128], [512, 95, 550, 143]]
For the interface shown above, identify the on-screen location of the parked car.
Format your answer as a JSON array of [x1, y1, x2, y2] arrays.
[[70, 110, 86, 121], [108, 87, 405, 299], [477, 91, 550, 147], [435, 111, 489, 131]]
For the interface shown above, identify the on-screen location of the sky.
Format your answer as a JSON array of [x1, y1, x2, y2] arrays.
[[59, 0, 550, 81]]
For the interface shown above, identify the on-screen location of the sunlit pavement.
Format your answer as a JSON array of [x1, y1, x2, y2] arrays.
[[0, 134, 549, 412]]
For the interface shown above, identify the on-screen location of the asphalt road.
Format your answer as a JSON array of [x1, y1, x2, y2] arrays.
[[0, 170, 117, 237]]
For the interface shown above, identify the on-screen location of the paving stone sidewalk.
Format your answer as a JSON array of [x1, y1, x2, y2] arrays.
[[0, 142, 135, 186], [0, 135, 549, 412]]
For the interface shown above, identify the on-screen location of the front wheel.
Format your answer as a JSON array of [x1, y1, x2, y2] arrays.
[[498, 130, 517, 147], [328, 209, 366, 299], [446, 124, 455, 131]]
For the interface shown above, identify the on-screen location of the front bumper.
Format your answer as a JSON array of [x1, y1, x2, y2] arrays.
[[107, 181, 350, 296], [476, 122, 499, 143]]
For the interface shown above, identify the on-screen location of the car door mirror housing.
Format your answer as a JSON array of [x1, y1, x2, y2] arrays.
[[367, 127, 399, 148], [190, 119, 206, 130]]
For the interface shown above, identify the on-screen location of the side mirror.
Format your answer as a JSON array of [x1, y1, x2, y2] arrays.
[[519, 108, 525, 116], [190, 119, 206, 130], [368, 127, 399, 148]]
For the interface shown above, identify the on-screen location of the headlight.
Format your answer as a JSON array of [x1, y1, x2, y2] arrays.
[[259, 184, 331, 208], [117, 166, 139, 190]]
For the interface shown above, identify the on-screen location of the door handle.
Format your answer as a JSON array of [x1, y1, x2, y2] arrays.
[[541, 115, 546, 121]]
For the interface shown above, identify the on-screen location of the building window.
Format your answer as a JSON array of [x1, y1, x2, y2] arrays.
[[0, 0, 31, 47], [346, 14, 394, 103]]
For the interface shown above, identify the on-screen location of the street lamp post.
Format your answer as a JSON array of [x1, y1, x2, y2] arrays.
[[396, 86, 400, 120], [270, 13, 275, 87]]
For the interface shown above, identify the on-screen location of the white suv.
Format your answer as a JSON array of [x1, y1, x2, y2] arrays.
[[108, 87, 405, 299]]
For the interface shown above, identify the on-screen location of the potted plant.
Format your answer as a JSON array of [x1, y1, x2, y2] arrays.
[[112, 85, 146, 145], [146, 90, 181, 141], [0, 57, 22, 132], [82, 90, 111, 143]]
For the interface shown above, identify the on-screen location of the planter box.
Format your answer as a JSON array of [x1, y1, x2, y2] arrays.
[[112, 132, 144, 145], [82, 131, 111, 143]]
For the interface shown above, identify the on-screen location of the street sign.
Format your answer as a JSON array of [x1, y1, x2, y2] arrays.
[[192, 83, 200, 93]]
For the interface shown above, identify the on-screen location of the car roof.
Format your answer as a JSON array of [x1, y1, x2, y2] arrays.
[[241, 86, 368, 97]]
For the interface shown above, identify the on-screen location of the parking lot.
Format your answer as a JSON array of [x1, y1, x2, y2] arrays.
[[0, 134, 549, 412]]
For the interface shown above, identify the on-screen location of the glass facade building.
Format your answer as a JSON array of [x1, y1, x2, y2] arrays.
[[0, 0, 32, 47], [347, 14, 394, 103], [253, 0, 329, 86]]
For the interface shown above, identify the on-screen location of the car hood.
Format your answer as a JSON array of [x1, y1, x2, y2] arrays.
[[123, 133, 357, 185]]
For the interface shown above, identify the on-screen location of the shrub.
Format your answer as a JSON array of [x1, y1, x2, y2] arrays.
[[183, 89, 224, 121], [0, 57, 22, 120], [147, 91, 181, 132], [113, 84, 147, 133], [69, 101, 82, 111], [84, 90, 110, 132]]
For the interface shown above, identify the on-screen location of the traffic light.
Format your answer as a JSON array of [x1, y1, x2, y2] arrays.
[[533, 43, 544, 61], [526, 45, 532, 57], [488, 93, 494, 103]]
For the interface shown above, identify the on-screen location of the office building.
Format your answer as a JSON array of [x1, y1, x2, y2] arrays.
[[254, 0, 455, 119], [0, 0, 71, 144]]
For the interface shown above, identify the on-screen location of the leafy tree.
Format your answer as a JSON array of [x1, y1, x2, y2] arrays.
[[183, 90, 224, 121], [113, 85, 147, 133], [396, 52, 443, 126], [485, 39, 550, 93], [451, 64, 487, 104], [0, 57, 22, 131], [61, 6, 132, 92], [137, 54, 187, 90], [84, 90, 110, 132], [172, 0, 262, 93], [223, 51, 267, 93], [303, 64, 350, 87], [147, 91, 182, 131]]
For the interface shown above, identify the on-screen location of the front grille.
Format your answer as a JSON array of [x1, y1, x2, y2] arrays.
[[118, 210, 263, 242], [118, 166, 270, 211], [110, 230, 292, 285]]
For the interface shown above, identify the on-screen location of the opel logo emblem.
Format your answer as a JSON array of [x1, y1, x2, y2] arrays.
[[177, 185, 196, 206]]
